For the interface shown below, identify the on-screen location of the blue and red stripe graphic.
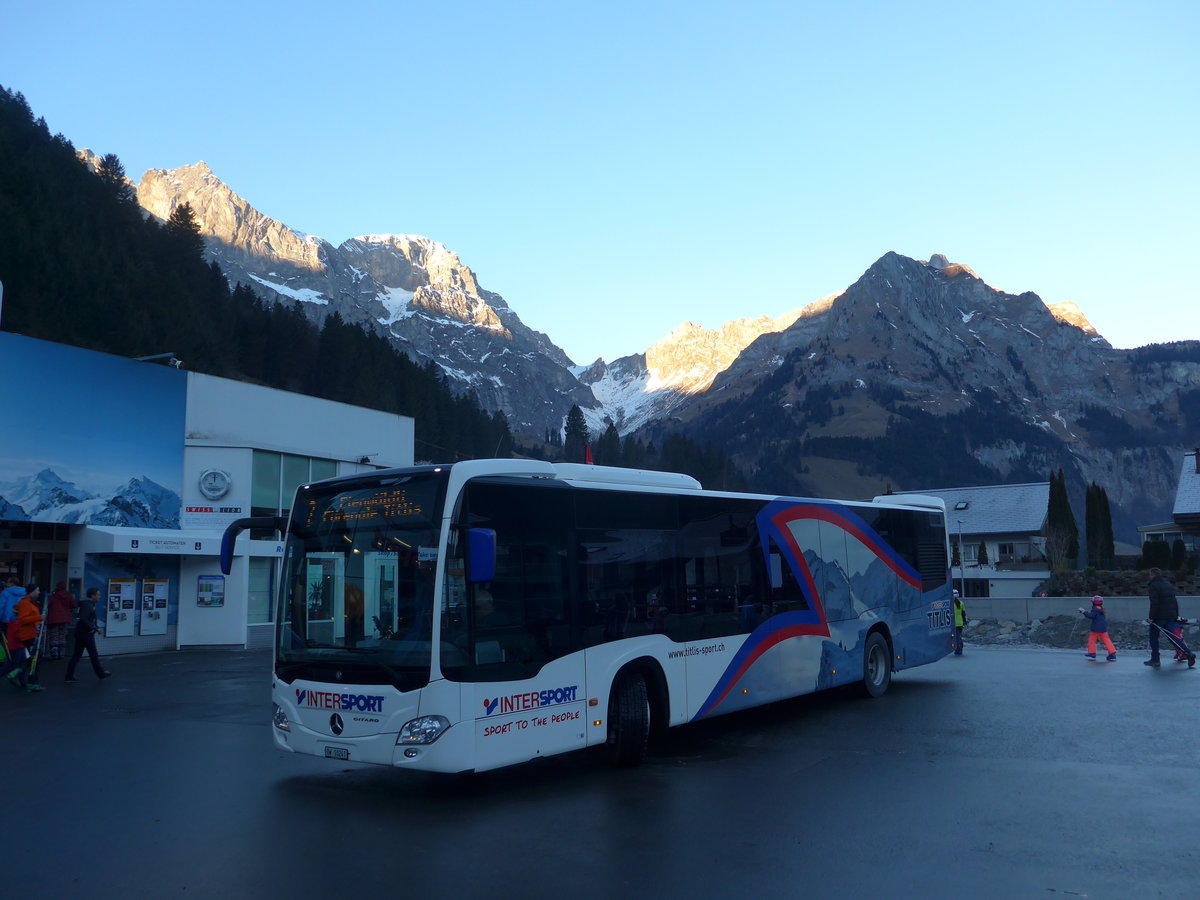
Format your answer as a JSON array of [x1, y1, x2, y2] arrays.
[[690, 499, 921, 720]]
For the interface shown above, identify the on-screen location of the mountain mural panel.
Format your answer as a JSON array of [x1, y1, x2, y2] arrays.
[[0, 333, 184, 528]]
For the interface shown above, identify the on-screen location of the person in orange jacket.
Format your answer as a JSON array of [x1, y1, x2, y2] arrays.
[[4, 585, 45, 692]]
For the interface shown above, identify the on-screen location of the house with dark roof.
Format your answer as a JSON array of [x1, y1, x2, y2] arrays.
[[892, 482, 1050, 598], [1142, 449, 1200, 556], [1172, 449, 1200, 532]]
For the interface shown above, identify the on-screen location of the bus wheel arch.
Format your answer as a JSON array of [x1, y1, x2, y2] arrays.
[[860, 627, 893, 698], [607, 659, 663, 766]]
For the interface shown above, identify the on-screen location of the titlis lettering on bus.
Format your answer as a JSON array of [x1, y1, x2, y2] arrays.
[[927, 598, 952, 629], [482, 684, 579, 717], [295, 689, 385, 714]]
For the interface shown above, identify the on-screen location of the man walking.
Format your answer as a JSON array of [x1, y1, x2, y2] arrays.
[[65, 587, 111, 682], [1145, 568, 1195, 668]]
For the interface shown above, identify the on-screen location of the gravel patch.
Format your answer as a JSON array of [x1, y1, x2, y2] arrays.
[[967, 614, 1200, 654]]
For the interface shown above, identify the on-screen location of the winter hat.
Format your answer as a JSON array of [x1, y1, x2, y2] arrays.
[[1092, 596, 1104, 606]]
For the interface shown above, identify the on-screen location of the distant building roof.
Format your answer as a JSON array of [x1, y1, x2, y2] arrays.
[[1172, 450, 1200, 527], [892, 482, 1049, 536]]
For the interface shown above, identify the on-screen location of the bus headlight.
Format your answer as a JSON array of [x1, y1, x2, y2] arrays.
[[397, 715, 450, 745], [272, 703, 290, 732]]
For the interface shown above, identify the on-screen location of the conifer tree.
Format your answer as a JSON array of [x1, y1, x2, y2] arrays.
[[564, 405, 588, 463], [165, 201, 205, 262], [1045, 469, 1080, 571], [1085, 482, 1115, 569], [596, 423, 621, 466]]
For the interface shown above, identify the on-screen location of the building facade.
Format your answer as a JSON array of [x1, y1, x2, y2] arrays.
[[0, 331, 414, 655], [892, 482, 1051, 598]]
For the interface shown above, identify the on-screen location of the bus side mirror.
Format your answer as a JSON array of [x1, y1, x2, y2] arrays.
[[220, 515, 287, 575], [467, 528, 496, 583]]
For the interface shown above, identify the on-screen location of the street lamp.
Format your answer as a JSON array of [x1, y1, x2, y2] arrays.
[[957, 519, 965, 598]]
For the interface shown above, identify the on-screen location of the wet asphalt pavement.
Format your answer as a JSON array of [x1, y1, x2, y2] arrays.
[[3, 643, 1197, 899]]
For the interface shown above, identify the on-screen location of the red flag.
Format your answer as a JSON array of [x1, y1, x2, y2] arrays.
[[584, 443, 594, 464]]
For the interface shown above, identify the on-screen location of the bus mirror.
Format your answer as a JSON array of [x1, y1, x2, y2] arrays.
[[220, 516, 287, 575], [467, 528, 496, 583]]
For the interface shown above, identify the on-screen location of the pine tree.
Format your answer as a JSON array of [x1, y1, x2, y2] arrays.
[[564, 405, 588, 463], [596, 423, 621, 466], [97, 153, 136, 206], [1045, 469, 1080, 571], [1085, 482, 1116, 569], [165, 202, 205, 263]]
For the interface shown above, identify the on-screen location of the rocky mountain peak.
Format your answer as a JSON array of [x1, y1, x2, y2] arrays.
[[129, 162, 593, 435], [643, 310, 805, 393], [138, 162, 328, 274], [1047, 300, 1100, 336]]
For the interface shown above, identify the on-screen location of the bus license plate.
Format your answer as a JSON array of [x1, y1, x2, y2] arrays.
[[324, 747, 350, 760]]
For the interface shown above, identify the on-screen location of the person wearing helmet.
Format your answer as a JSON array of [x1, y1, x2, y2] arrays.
[[1078, 595, 1117, 661]]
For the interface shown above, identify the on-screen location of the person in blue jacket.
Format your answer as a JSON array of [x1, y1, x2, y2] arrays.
[[0, 576, 24, 624], [1078, 596, 1117, 661], [0, 576, 26, 673]]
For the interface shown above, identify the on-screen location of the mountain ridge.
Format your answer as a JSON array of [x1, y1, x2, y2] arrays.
[[105, 153, 1199, 542]]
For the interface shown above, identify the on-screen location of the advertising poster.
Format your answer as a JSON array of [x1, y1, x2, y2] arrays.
[[106, 578, 136, 637], [197, 575, 225, 607], [0, 333, 184, 527], [139, 578, 169, 635]]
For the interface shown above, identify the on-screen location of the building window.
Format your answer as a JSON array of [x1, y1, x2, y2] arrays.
[[252, 451, 338, 517], [251, 450, 282, 516], [251, 451, 339, 538], [248, 557, 276, 624]]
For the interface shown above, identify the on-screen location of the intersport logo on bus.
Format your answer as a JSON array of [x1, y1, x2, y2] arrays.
[[295, 688, 386, 713], [482, 684, 579, 716]]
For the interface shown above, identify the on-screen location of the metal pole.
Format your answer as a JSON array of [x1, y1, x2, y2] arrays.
[[957, 519, 965, 597]]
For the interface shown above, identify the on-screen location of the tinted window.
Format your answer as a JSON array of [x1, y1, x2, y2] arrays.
[[445, 481, 573, 682]]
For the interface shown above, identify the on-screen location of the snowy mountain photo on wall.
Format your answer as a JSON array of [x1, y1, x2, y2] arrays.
[[0, 333, 185, 528], [0, 468, 181, 528]]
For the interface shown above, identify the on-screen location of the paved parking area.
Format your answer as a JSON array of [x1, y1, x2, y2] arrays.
[[4, 644, 1198, 899]]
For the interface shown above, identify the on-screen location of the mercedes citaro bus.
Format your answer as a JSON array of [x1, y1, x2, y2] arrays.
[[221, 459, 952, 773]]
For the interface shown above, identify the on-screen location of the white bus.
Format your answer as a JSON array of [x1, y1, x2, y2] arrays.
[[222, 459, 952, 773]]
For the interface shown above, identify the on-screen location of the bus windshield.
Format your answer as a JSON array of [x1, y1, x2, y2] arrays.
[[274, 469, 451, 690]]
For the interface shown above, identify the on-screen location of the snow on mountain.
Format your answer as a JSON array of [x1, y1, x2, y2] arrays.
[[0, 468, 96, 517], [0, 468, 179, 527], [135, 163, 594, 436]]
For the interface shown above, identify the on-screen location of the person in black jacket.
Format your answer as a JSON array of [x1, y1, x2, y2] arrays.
[[1145, 568, 1194, 668], [64, 587, 112, 682]]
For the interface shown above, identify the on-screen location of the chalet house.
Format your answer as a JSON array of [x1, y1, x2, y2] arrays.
[[892, 482, 1050, 598], [1142, 449, 1200, 555]]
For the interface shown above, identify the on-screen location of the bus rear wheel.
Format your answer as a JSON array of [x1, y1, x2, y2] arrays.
[[608, 672, 649, 767], [861, 632, 892, 698]]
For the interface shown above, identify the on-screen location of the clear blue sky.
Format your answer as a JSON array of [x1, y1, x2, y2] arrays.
[[4, 0, 1197, 365]]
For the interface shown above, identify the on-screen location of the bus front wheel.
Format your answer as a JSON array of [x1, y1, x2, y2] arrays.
[[607, 672, 649, 767], [861, 632, 892, 698]]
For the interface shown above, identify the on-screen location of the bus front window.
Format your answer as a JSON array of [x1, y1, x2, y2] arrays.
[[275, 471, 449, 689]]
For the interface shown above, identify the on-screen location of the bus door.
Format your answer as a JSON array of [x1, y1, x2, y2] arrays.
[[452, 480, 586, 770], [303, 553, 343, 645], [363, 552, 398, 639]]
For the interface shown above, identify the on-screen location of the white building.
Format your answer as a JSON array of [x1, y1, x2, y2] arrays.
[[891, 482, 1051, 598], [0, 331, 413, 655]]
